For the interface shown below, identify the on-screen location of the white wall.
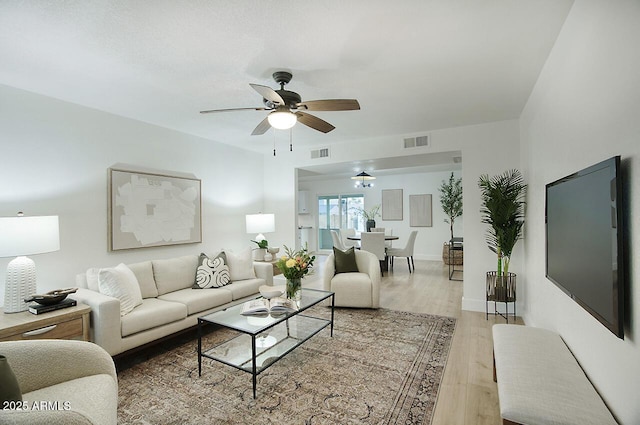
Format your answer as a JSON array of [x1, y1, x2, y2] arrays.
[[298, 169, 463, 260], [520, 1, 640, 423], [0, 84, 265, 303], [263, 119, 521, 312]]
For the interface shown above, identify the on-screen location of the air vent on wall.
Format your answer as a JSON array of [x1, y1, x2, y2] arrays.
[[310, 147, 330, 159], [403, 135, 430, 149]]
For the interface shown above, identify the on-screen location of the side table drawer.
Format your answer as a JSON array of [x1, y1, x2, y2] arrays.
[[0, 317, 84, 342]]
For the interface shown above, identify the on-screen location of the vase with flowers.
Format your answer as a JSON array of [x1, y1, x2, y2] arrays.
[[275, 245, 315, 301]]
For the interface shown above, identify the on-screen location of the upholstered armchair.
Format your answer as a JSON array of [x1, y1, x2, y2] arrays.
[[0, 339, 118, 425], [323, 249, 380, 308]]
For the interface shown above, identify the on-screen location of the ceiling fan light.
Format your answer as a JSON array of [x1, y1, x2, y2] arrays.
[[268, 110, 297, 130], [351, 171, 376, 181], [352, 171, 375, 188]]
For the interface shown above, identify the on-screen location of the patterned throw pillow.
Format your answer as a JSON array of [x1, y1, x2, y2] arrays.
[[193, 252, 231, 289]]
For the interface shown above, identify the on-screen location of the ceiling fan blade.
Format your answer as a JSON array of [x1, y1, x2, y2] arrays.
[[297, 99, 360, 111], [295, 111, 336, 133], [200, 107, 267, 114], [250, 83, 285, 105], [251, 116, 272, 135]]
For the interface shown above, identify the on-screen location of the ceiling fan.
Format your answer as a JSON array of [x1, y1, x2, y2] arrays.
[[200, 71, 360, 135]]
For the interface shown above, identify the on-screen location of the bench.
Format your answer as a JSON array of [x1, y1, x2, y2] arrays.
[[492, 324, 617, 425]]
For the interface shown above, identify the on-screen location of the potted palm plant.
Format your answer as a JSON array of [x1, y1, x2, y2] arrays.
[[478, 169, 526, 319], [438, 172, 463, 265]]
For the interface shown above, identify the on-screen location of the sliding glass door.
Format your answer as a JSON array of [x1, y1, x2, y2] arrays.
[[317, 194, 364, 250]]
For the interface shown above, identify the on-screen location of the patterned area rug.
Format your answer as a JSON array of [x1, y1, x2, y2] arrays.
[[116, 307, 456, 425]]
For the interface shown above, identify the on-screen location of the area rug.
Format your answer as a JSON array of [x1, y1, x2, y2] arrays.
[[116, 307, 456, 425]]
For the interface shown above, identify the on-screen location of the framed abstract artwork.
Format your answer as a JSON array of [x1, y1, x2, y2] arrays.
[[108, 168, 202, 251], [382, 189, 403, 220], [410, 194, 433, 227]]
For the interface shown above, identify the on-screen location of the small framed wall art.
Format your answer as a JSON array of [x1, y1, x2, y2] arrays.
[[108, 167, 202, 251], [409, 194, 433, 227], [382, 189, 403, 220]]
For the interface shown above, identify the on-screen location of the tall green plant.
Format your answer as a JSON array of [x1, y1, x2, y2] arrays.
[[478, 169, 526, 277], [438, 172, 463, 241]]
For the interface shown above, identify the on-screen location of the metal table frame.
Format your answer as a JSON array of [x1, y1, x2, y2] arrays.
[[448, 237, 463, 281], [197, 288, 335, 398]]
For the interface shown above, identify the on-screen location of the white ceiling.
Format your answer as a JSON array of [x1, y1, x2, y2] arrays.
[[0, 0, 573, 175]]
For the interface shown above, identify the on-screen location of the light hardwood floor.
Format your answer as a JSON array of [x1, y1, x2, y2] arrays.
[[305, 255, 523, 425]]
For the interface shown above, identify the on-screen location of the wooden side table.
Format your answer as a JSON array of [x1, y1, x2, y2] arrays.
[[0, 303, 91, 342], [258, 259, 282, 276]]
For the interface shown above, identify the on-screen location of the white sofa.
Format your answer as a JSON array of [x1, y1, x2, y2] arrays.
[[0, 339, 118, 425], [72, 254, 273, 356]]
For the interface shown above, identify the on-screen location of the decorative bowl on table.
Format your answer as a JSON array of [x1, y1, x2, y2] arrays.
[[24, 288, 78, 306], [267, 247, 280, 258], [259, 285, 283, 300]]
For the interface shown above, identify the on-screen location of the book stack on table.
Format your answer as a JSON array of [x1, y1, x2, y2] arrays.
[[28, 298, 77, 315]]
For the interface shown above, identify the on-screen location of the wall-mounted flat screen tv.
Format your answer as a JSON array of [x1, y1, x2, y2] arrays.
[[545, 156, 624, 339]]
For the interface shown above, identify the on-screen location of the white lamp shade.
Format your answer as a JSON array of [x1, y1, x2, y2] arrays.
[[267, 110, 297, 130], [245, 213, 275, 234], [0, 216, 60, 257]]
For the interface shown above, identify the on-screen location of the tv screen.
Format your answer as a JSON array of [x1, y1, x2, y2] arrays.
[[545, 156, 624, 339]]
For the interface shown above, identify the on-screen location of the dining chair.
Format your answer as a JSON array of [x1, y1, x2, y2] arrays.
[[370, 227, 385, 233], [387, 230, 418, 273], [360, 231, 386, 275], [342, 228, 358, 248], [330, 230, 346, 250], [384, 228, 394, 248]]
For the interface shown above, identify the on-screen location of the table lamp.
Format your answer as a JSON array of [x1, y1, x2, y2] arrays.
[[245, 213, 275, 260], [0, 213, 60, 313]]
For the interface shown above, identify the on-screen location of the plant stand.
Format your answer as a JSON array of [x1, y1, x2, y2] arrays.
[[447, 238, 463, 281], [485, 271, 516, 323]]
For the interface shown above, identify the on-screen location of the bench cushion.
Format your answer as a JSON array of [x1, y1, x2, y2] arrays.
[[493, 324, 617, 425]]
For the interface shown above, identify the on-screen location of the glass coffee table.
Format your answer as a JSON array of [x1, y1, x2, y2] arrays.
[[197, 288, 335, 398]]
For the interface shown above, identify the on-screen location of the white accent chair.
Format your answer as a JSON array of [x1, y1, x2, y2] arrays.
[[0, 339, 118, 425], [330, 229, 346, 250], [387, 230, 418, 273], [361, 231, 387, 275], [323, 249, 380, 308]]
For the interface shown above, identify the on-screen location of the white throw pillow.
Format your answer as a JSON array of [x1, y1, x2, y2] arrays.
[[225, 248, 256, 281], [98, 263, 143, 316], [85, 268, 100, 292]]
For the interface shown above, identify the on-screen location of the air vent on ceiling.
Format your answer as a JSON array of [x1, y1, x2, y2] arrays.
[[403, 135, 430, 149], [310, 147, 330, 159]]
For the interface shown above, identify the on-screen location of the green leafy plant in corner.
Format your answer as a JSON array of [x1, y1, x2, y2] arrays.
[[478, 169, 526, 277], [438, 172, 463, 241]]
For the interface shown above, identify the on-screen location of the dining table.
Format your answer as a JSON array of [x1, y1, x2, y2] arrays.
[[346, 234, 399, 241]]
